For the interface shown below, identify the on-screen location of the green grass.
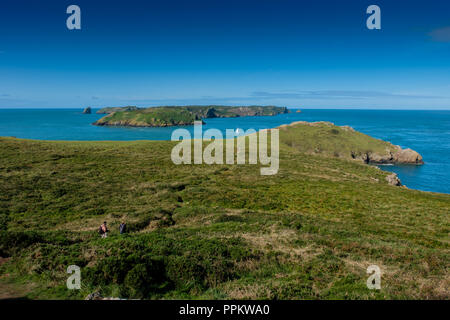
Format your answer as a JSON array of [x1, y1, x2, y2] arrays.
[[0, 122, 448, 300]]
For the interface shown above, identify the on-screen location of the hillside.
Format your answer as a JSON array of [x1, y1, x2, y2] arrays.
[[93, 105, 289, 127], [0, 122, 448, 300]]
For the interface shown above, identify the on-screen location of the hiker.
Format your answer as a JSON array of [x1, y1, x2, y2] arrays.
[[99, 221, 108, 238], [119, 221, 127, 234]]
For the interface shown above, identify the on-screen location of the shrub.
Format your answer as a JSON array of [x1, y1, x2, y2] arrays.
[[215, 215, 246, 223], [0, 231, 78, 257], [0, 214, 10, 231]]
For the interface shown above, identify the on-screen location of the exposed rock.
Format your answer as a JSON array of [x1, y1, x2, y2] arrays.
[[386, 173, 402, 186], [353, 147, 423, 165], [82, 107, 91, 114], [340, 125, 355, 132], [85, 292, 126, 300], [355, 149, 423, 165], [205, 107, 218, 118], [362, 151, 393, 164], [85, 292, 103, 300], [393, 148, 424, 164]]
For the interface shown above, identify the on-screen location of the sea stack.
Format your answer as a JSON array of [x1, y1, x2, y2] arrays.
[[83, 107, 92, 114]]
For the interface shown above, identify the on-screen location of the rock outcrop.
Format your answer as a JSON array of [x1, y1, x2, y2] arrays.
[[358, 148, 424, 165], [393, 148, 424, 164], [386, 173, 402, 186], [82, 107, 91, 114], [85, 292, 125, 300], [85, 292, 103, 300], [340, 125, 355, 132]]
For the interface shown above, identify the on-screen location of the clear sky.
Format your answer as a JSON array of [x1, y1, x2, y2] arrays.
[[0, 0, 449, 109]]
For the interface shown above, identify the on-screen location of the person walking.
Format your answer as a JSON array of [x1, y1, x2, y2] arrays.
[[119, 221, 127, 235], [99, 221, 108, 238]]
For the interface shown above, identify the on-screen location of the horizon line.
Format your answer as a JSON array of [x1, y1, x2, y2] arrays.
[[1, 106, 450, 111]]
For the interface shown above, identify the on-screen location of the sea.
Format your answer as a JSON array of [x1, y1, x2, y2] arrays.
[[0, 108, 449, 194]]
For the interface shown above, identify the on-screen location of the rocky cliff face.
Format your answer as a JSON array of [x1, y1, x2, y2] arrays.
[[358, 147, 423, 165], [82, 107, 91, 114], [386, 173, 402, 186], [393, 148, 424, 164]]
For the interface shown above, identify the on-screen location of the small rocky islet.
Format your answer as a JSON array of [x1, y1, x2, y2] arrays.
[[82, 107, 92, 114]]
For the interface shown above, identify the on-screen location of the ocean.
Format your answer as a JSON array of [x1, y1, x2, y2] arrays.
[[0, 108, 449, 194]]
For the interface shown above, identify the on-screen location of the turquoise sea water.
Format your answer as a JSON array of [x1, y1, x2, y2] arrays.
[[0, 109, 449, 194]]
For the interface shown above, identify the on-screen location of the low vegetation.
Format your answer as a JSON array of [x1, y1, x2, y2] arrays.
[[0, 122, 448, 300]]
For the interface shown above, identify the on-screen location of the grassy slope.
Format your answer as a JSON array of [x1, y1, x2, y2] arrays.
[[0, 124, 448, 300]]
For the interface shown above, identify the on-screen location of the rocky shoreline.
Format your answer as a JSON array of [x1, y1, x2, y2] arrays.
[[358, 147, 423, 165]]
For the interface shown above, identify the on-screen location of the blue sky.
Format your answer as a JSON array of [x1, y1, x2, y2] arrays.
[[0, 0, 449, 109]]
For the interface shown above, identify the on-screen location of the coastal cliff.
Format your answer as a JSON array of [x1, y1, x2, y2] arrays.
[[93, 105, 289, 127]]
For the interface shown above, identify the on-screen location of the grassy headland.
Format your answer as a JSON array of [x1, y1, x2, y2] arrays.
[[0, 122, 448, 300], [93, 105, 289, 127]]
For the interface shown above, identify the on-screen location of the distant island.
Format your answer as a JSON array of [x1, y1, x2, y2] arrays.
[[93, 105, 289, 127]]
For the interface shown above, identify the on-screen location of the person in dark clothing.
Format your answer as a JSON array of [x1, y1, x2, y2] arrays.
[[99, 221, 108, 238], [119, 221, 126, 234]]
